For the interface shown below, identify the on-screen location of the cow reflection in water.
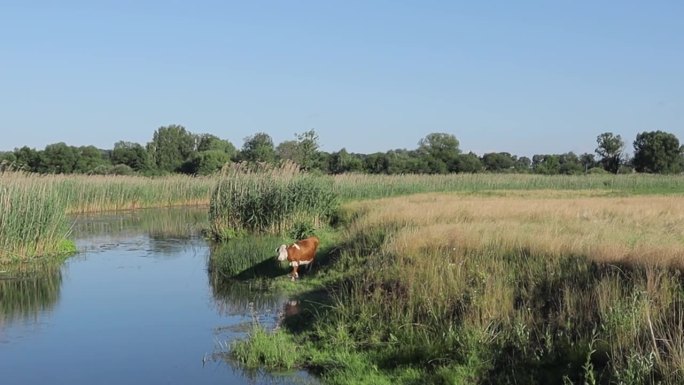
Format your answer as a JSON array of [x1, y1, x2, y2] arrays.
[[274, 300, 301, 331]]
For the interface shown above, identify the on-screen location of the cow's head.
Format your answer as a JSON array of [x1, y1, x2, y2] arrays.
[[276, 244, 288, 261]]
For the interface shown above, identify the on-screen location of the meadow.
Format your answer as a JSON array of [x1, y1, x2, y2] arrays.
[[226, 180, 684, 384]]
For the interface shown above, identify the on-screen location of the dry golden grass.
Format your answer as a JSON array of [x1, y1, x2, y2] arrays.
[[333, 190, 684, 381], [348, 192, 684, 268]]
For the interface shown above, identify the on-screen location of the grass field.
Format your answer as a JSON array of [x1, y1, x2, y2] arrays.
[[230, 188, 684, 384]]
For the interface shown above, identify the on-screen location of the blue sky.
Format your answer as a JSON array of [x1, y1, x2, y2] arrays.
[[1, 1, 682, 157]]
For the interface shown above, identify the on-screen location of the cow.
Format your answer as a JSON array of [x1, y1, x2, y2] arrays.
[[276, 236, 319, 281]]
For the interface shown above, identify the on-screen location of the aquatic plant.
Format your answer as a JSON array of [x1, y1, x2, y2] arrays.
[[209, 162, 338, 239]]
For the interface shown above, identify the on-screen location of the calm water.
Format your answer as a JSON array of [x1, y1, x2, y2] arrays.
[[0, 207, 314, 385]]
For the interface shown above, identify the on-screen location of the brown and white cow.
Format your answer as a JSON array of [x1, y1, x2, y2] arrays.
[[276, 236, 319, 281]]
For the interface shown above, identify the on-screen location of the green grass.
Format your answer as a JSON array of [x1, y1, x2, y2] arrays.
[[332, 173, 684, 201], [209, 235, 287, 279], [228, 190, 684, 385], [230, 324, 300, 370]]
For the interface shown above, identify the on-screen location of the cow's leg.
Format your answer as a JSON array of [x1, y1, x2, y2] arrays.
[[291, 265, 299, 281]]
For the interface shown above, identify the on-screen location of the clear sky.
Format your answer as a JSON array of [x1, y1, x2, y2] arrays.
[[1, 1, 682, 157]]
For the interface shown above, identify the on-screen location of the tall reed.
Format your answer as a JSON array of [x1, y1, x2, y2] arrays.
[[209, 162, 338, 239], [1, 171, 212, 214], [0, 178, 73, 263]]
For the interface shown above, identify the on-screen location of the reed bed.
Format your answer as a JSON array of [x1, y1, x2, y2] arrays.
[[0, 171, 213, 263], [332, 173, 684, 201], [0, 178, 73, 263], [209, 163, 338, 239], [1, 172, 212, 214]]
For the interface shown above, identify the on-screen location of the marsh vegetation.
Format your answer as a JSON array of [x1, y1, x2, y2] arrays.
[[0, 171, 213, 263], [3, 165, 684, 384], [227, 180, 684, 384]]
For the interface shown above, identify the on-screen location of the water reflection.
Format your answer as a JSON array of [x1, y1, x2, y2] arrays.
[[209, 270, 285, 317], [72, 206, 209, 257], [208, 236, 289, 329], [0, 263, 62, 326], [71, 206, 208, 241]]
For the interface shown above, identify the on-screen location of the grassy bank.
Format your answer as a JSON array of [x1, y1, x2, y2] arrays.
[[230, 191, 684, 384]]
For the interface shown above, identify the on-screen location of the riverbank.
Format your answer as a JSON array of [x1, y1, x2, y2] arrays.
[[228, 190, 684, 385]]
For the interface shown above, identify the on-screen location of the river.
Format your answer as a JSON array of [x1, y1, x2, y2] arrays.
[[0, 207, 315, 385]]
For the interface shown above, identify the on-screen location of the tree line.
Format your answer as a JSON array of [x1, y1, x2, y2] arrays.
[[1, 125, 682, 175]]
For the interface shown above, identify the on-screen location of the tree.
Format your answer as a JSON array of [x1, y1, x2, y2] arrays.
[[112, 141, 150, 171], [481, 152, 515, 172], [12, 146, 41, 171], [532, 154, 561, 175], [595, 132, 624, 174], [184, 150, 230, 175], [196, 134, 236, 158], [633, 130, 683, 173], [364, 153, 390, 174], [417, 133, 461, 173], [40, 142, 77, 173], [514, 157, 532, 173], [385, 149, 430, 174], [579, 153, 597, 173], [329, 148, 363, 174], [558, 152, 583, 175], [276, 140, 300, 163], [74, 145, 108, 173], [315, 151, 331, 174], [275, 130, 321, 171], [239, 132, 276, 163], [148, 125, 196, 172], [295, 129, 320, 171], [454, 152, 483, 173], [0, 152, 17, 171]]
